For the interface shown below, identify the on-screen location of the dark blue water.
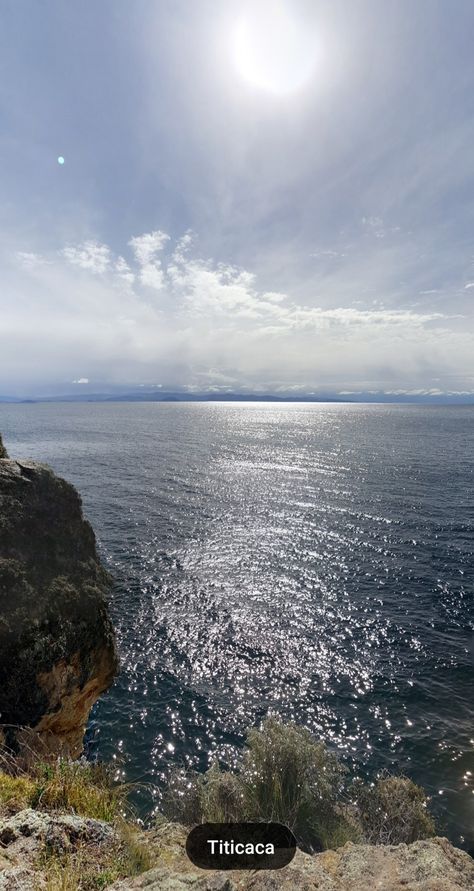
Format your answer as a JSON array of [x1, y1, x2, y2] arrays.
[[1, 403, 473, 847]]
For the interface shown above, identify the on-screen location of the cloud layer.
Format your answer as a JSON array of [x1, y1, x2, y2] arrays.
[[2, 229, 473, 396]]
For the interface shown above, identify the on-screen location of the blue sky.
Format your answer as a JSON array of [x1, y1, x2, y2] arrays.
[[1, 0, 474, 397]]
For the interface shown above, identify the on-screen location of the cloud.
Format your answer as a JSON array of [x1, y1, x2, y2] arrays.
[[339, 388, 474, 397], [128, 231, 170, 265], [61, 241, 111, 274], [115, 256, 135, 285], [139, 263, 165, 290], [1, 229, 473, 395], [128, 230, 170, 290], [16, 252, 51, 269]]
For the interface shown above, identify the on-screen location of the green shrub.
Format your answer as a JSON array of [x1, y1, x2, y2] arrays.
[[164, 761, 244, 825], [163, 717, 360, 852], [354, 773, 436, 844], [240, 717, 358, 851]]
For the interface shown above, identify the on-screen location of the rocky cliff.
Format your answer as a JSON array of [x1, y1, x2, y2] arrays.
[[0, 433, 118, 757], [104, 823, 474, 891]]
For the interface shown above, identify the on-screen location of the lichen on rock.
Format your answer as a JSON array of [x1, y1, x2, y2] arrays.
[[0, 808, 119, 889], [0, 437, 118, 757], [108, 823, 474, 891]]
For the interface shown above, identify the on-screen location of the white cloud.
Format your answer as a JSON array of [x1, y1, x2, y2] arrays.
[[139, 263, 165, 290], [16, 251, 51, 269], [361, 216, 401, 240], [61, 241, 111, 274], [128, 230, 170, 291], [128, 230, 170, 265], [310, 249, 343, 259], [115, 256, 135, 284], [72, 377, 89, 384]]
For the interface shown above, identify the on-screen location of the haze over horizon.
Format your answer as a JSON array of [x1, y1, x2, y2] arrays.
[[1, 1, 474, 400]]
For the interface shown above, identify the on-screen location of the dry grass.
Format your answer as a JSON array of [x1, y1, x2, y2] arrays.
[[39, 821, 152, 891], [0, 771, 36, 811], [0, 759, 128, 822]]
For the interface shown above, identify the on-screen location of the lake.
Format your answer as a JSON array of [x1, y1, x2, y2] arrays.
[[1, 402, 473, 848]]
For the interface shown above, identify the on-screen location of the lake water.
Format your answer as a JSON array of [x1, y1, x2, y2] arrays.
[[1, 402, 473, 848]]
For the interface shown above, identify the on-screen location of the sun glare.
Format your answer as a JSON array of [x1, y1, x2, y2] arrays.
[[232, 3, 317, 96]]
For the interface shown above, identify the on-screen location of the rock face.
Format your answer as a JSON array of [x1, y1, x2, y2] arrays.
[[109, 823, 474, 891], [0, 433, 118, 757]]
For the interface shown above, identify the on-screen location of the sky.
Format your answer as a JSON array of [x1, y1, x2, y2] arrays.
[[1, 0, 474, 399]]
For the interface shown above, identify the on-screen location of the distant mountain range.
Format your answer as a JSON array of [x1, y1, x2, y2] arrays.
[[1, 390, 474, 405], [0, 390, 345, 404]]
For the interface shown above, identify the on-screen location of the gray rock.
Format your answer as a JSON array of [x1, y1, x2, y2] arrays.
[[108, 828, 474, 891], [0, 865, 43, 890], [109, 869, 235, 890], [0, 807, 116, 848]]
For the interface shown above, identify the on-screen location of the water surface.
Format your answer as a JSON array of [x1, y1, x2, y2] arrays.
[[1, 402, 473, 847]]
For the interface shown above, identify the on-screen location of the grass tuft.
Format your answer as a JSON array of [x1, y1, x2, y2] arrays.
[[39, 822, 152, 891], [29, 760, 128, 822], [0, 771, 37, 811], [0, 759, 128, 822]]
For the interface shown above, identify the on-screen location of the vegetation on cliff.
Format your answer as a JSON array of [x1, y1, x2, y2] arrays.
[[0, 752, 468, 891], [163, 716, 435, 853], [0, 758, 151, 889]]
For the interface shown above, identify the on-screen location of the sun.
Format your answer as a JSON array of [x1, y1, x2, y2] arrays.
[[232, 2, 317, 96]]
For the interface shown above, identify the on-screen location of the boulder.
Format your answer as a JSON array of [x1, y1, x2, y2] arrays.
[[0, 807, 116, 850]]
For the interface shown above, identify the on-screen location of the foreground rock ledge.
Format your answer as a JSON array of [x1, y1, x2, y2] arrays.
[[0, 434, 118, 757], [1, 816, 472, 891], [109, 823, 474, 891]]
